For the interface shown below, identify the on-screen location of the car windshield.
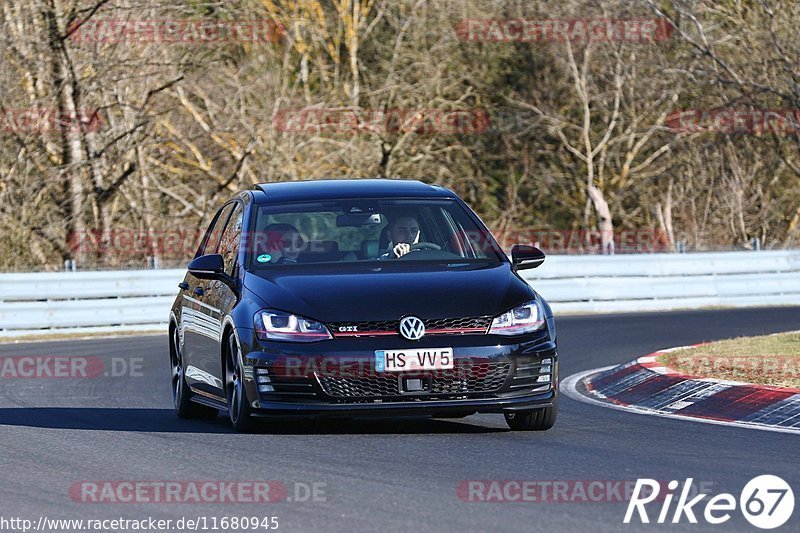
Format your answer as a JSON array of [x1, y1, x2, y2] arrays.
[[245, 198, 504, 270]]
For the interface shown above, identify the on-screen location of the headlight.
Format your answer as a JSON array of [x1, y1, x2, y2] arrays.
[[489, 301, 545, 335], [255, 311, 332, 342]]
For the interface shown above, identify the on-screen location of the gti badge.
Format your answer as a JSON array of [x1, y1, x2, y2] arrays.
[[399, 316, 425, 340]]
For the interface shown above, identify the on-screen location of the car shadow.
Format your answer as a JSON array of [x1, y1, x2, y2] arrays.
[[250, 416, 509, 435], [0, 407, 233, 433], [0, 407, 508, 434]]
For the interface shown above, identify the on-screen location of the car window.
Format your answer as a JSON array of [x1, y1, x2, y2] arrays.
[[264, 211, 384, 252], [218, 203, 243, 276], [196, 203, 234, 257], [247, 198, 502, 268]]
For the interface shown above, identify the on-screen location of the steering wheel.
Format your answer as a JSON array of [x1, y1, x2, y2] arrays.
[[390, 242, 443, 260], [409, 242, 441, 251]]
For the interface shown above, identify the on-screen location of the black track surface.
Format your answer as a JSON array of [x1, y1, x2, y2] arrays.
[[0, 307, 798, 532]]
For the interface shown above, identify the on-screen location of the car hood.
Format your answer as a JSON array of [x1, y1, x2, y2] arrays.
[[243, 263, 533, 322]]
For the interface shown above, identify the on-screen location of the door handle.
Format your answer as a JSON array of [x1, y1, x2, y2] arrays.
[[193, 287, 205, 297], [178, 282, 189, 290]]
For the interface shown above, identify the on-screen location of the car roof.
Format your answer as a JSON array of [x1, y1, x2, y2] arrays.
[[252, 179, 455, 203]]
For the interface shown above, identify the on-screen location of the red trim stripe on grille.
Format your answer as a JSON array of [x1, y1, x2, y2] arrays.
[[332, 331, 397, 337], [332, 327, 487, 337], [426, 328, 488, 334]]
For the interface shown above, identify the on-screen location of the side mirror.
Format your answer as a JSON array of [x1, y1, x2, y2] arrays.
[[188, 254, 226, 279], [511, 244, 546, 270]]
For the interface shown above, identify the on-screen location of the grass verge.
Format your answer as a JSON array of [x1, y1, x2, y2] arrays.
[[656, 332, 800, 390]]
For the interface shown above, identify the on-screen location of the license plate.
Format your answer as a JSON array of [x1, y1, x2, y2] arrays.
[[375, 348, 453, 372]]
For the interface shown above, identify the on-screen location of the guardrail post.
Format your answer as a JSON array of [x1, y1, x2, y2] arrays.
[[751, 237, 760, 251], [147, 256, 160, 270], [64, 259, 76, 272]]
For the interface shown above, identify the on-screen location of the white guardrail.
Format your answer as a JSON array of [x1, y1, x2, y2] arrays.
[[1, 251, 799, 337]]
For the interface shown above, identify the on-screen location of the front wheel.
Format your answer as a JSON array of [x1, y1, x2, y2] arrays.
[[504, 400, 557, 431], [225, 333, 257, 432]]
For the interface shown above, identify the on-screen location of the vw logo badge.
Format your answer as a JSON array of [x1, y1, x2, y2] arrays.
[[399, 316, 425, 341]]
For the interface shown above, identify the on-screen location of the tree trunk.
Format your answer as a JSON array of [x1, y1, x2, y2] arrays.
[[588, 185, 614, 254]]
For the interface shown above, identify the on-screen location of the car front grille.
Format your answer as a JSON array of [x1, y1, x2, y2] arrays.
[[316, 361, 511, 399], [327, 316, 492, 337]]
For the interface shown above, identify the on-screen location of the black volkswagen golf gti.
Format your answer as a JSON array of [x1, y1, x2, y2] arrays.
[[169, 179, 557, 431]]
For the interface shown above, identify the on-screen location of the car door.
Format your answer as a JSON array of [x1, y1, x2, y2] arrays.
[[181, 203, 233, 397], [195, 202, 243, 398]]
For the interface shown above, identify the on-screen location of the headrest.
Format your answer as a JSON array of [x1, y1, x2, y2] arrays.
[[361, 240, 380, 258]]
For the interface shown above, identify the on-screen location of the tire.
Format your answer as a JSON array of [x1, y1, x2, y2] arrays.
[[504, 400, 557, 431], [171, 326, 218, 419], [224, 332, 258, 432]]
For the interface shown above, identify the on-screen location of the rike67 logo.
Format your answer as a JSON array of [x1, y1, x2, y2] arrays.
[[625, 476, 794, 529]]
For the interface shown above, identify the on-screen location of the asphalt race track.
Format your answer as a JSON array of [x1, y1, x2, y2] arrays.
[[0, 307, 798, 532]]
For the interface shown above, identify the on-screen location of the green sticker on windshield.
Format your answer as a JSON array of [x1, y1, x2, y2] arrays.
[[256, 254, 272, 263]]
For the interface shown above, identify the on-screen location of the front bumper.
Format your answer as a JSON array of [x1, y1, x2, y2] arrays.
[[250, 391, 555, 417], [240, 329, 557, 418]]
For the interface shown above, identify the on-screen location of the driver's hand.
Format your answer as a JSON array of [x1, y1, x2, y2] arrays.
[[392, 243, 411, 258]]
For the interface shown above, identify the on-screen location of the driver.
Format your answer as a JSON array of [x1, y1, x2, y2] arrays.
[[380, 215, 421, 259]]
